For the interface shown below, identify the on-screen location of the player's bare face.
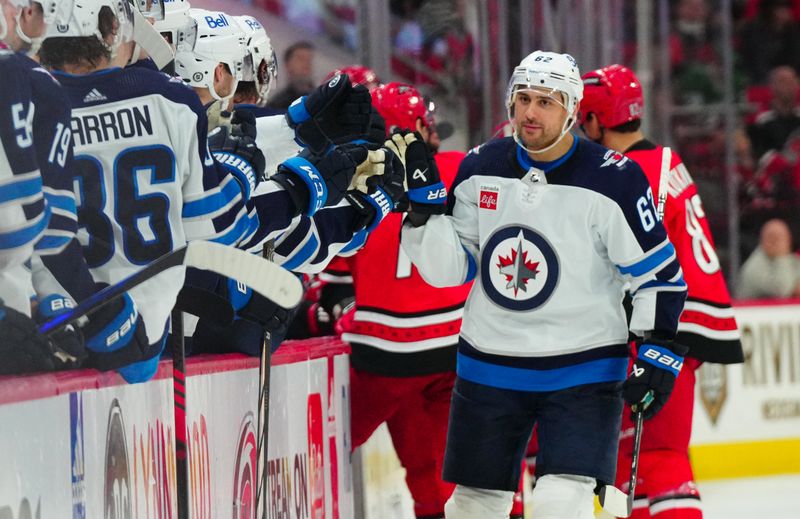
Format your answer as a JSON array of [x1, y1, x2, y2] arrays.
[[513, 90, 568, 151]]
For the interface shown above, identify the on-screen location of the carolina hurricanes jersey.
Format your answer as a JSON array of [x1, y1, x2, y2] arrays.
[[340, 151, 472, 376], [625, 140, 743, 363]]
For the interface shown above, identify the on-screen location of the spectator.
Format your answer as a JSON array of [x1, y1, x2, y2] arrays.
[[267, 41, 315, 111], [739, 0, 800, 85], [747, 66, 800, 161], [670, 0, 721, 105], [738, 219, 800, 298]]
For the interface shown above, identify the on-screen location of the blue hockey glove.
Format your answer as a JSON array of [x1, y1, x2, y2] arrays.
[[385, 130, 446, 215], [33, 295, 86, 369], [208, 124, 266, 200], [272, 145, 367, 216], [623, 337, 689, 420], [285, 74, 373, 154], [80, 291, 150, 373], [0, 299, 62, 375], [345, 147, 406, 232]]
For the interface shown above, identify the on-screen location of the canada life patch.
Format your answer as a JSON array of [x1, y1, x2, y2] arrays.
[[479, 186, 499, 210], [480, 225, 560, 311]]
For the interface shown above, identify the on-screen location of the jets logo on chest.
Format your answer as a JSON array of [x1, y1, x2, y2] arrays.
[[481, 225, 560, 311]]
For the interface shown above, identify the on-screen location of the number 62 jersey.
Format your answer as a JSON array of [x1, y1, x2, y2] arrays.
[[401, 136, 688, 392]]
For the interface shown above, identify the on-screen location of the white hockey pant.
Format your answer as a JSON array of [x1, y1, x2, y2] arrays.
[[530, 474, 596, 519], [444, 485, 514, 519]]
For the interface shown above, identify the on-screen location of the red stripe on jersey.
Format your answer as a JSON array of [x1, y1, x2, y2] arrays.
[[679, 309, 738, 331], [350, 318, 463, 343]]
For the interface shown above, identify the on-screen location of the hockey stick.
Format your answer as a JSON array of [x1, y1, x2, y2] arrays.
[[170, 308, 190, 519], [598, 403, 648, 517], [656, 147, 671, 221], [39, 241, 302, 335], [255, 240, 276, 519]]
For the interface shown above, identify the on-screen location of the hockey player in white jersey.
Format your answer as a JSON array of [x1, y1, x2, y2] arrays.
[[34, 0, 271, 381], [174, 8, 245, 128], [0, 0, 152, 373], [400, 51, 688, 518]]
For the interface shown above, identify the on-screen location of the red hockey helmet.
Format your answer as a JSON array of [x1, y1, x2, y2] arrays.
[[579, 64, 644, 128], [370, 82, 430, 134], [324, 65, 382, 91]]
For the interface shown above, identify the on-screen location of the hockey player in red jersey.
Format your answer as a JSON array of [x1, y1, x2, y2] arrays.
[[321, 82, 469, 519], [579, 64, 744, 519]]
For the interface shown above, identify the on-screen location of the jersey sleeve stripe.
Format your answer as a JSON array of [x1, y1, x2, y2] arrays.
[[339, 228, 368, 255], [0, 204, 49, 249], [278, 230, 320, 271], [616, 239, 676, 277], [683, 300, 737, 318], [677, 322, 741, 340], [206, 206, 254, 245], [634, 277, 687, 293], [34, 233, 72, 254], [0, 173, 43, 205], [182, 178, 241, 219], [43, 189, 77, 215]]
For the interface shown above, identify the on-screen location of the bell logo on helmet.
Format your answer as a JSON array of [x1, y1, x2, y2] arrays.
[[204, 13, 229, 28]]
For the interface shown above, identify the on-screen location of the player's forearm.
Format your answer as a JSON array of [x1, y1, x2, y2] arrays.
[[401, 214, 476, 287]]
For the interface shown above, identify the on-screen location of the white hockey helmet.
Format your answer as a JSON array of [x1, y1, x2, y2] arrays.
[[0, 0, 70, 44], [152, 0, 188, 48], [43, 0, 134, 51], [506, 51, 584, 153], [234, 15, 277, 106], [174, 8, 246, 101]]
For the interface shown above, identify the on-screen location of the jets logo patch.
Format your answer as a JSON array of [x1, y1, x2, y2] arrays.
[[480, 225, 559, 311]]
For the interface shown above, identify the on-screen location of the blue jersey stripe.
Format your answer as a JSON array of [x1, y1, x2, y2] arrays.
[[456, 350, 628, 392], [617, 241, 675, 277], [340, 229, 367, 254], [281, 232, 320, 271], [182, 180, 240, 218], [44, 191, 77, 215], [0, 205, 49, 249], [0, 175, 43, 204], [209, 210, 254, 246], [636, 276, 686, 293]]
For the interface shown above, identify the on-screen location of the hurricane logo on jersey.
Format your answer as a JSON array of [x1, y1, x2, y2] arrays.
[[481, 225, 559, 311]]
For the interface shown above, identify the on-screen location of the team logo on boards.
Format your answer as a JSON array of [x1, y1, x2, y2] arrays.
[[232, 412, 257, 519], [481, 225, 559, 311], [104, 399, 132, 519]]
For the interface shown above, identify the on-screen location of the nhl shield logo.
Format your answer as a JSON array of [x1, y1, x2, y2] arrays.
[[481, 225, 559, 311]]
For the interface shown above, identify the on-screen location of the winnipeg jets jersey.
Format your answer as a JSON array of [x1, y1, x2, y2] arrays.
[[0, 51, 45, 313], [626, 141, 743, 364], [401, 136, 687, 392], [8, 53, 110, 310], [56, 66, 261, 343]]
